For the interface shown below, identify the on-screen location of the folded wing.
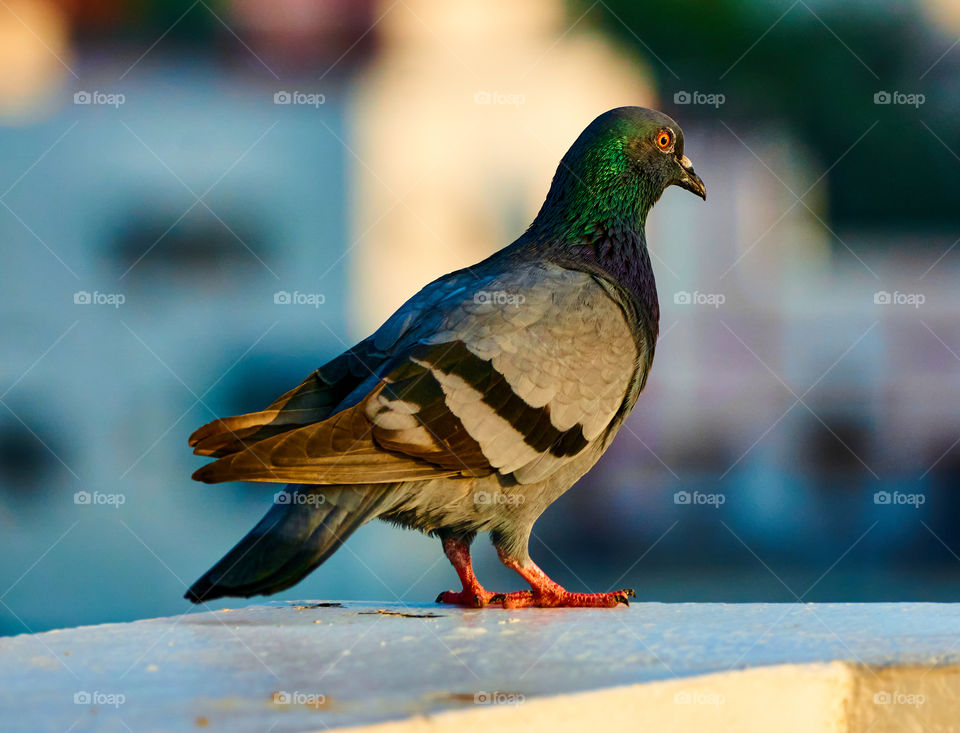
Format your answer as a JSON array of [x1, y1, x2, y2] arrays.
[[191, 264, 645, 486]]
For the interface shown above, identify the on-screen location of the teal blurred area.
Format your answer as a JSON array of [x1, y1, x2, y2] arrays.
[[1, 0, 960, 636]]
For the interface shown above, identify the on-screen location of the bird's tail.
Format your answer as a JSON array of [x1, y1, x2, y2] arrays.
[[185, 484, 385, 603]]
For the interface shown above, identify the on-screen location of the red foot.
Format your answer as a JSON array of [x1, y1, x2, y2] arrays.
[[494, 550, 634, 608], [436, 536, 496, 607], [490, 588, 634, 608], [436, 538, 636, 610], [435, 589, 497, 607]]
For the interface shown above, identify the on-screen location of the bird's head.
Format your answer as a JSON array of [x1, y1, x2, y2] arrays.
[[531, 106, 705, 238]]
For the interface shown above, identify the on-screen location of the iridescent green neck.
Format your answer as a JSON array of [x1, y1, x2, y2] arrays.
[[525, 137, 661, 243]]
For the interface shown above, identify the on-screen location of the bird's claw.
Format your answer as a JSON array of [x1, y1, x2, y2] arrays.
[[496, 588, 632, 608], [436, 590, 489, 608], [440, 588, 634, 608]]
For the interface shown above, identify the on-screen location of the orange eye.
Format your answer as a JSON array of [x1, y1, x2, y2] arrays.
[[656, 130, 673, 150]]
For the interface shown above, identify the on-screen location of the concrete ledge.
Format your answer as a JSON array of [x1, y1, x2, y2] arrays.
[[353, 662, 960, 733], [1, 602, 958, 732]]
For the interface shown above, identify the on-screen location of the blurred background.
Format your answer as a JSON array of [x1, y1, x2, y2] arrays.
[[2, 0, 959, 636]]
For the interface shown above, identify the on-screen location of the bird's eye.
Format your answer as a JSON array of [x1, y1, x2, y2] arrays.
[[655, 130, 673, 150]]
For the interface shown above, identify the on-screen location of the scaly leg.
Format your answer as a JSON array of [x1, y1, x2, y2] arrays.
[[491, 549, 634, 609], [435, 535, 497, 608]]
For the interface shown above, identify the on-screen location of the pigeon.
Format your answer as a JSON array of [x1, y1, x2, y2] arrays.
[[186, 106, 705, 608]]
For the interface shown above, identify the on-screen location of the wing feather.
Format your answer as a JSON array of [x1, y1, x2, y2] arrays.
[[190, 264, 645, 486]]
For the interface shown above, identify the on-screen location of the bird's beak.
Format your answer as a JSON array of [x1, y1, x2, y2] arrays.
[[675, 155, 706, 200]]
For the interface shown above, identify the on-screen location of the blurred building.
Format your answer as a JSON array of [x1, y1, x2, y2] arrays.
[[2, 0, 960, 636]]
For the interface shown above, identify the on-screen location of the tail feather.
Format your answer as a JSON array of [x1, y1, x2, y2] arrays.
[[188, 371, 346, 458], [185, 484, 385, 603]]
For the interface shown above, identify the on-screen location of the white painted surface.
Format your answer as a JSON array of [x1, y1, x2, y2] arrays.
[[1, 601, 958, 732]]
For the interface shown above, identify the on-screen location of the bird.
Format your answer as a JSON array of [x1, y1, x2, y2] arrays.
[[185, 106, 705, 609]]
